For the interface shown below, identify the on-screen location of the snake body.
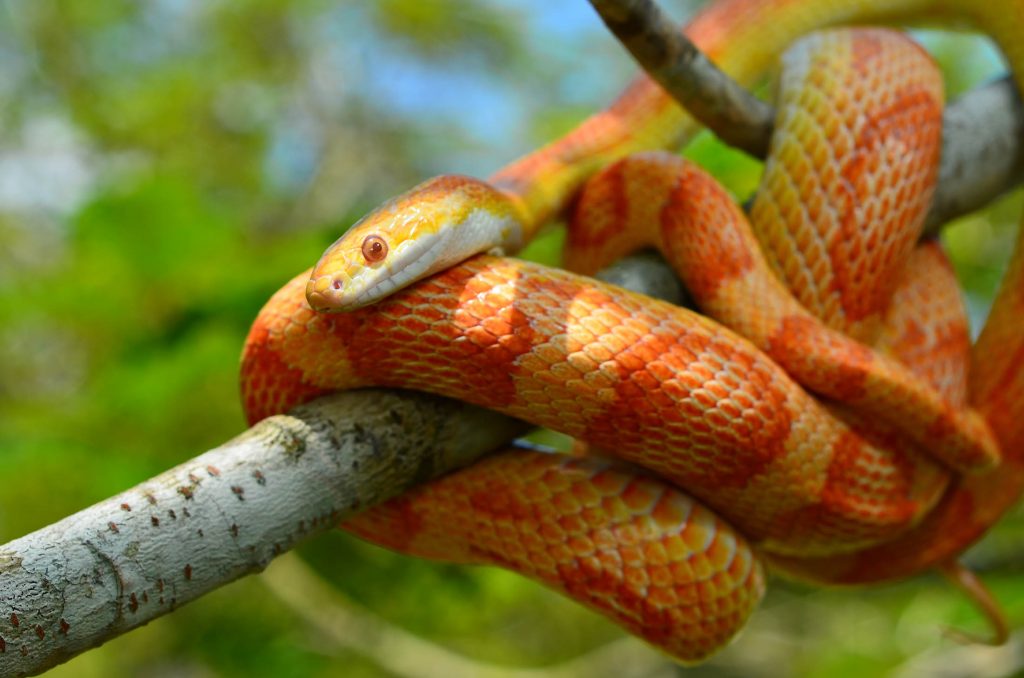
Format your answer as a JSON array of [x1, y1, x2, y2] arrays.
[[242, 0, 1024, 664]]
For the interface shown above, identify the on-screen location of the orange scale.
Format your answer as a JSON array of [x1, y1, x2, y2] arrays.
[[534, 342, 567, 365], [693, 388, 723, 410], [640, 541, 671, 569], [567, 351, 599, 374], [576, 316, 608, 341], [610, 324, 643, 345], [457, 324, 493, 348], [569, 480, 603, 508], [537, 521, 567, 544], [519, 482, 552, 505], [680, 521, 714, 553], [592, 307, 624, 328], [546, 540, 578, 565], [641, 384, 676, 409], [730, 388, 759, 410], [704, 409, 738, 432], [582, 368, 618, 393], [458, 299, 497, 323], [670, 578, 701, 606], [696, 578, 722, 604], [479, 315, 512, 337], [618, 542, 646, 568], [587, 579, 629, 607], [659, 378, 694, 404], [290, 306, 316, 325], [550, 361, 585, 382], [494, 518, 524, 541], [614, 378, 648, 402], [569, 394, 605, 418], [704, 536, 737, 573], [597, 332, 630, 356], [532, 369, 567, 389], [282, 318, 310, 338], [675, 398, 707, 421], [646, 584, 679, 608], [703, 378, 735, 400], [482, 341, 522, 367], [581, 341, 614, 365], [417, 302, 451, 322], [514, 361, 550, 387], [590, 468, 631, 496], [626, 346, 659, 372], [709, 572, 740, 600], [550, 490, 582, 516], [599, 497, 630, 525], [620, 480, 662, 513], [623, 565, 651, 590], [497, 333, 533, 356], [596, 548, 624, 572], [566, 533, 596, 557], [644, 359, 677, 383], [540, 399, 581, 419], [420, 331, 452, 348], [574, 552, 604, 577], [650, 494, 694, 530], [524, 549, 558, 574], [717, 399, 745, 420], [555, 562, 596, 590]]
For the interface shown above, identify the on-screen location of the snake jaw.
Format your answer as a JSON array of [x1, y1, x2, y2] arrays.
[[306, 230, 452, 312], [306, 174, 527, 312]]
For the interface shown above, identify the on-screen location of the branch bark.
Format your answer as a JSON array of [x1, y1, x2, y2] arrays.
[[588, 0, 775, 157], [0, 392, 527, 677]]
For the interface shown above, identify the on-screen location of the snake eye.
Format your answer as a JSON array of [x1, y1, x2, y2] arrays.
[[361, 234, 388, 263]]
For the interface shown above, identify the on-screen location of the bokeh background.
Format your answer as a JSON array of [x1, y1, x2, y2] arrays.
[[1, 0, 1023, 676]]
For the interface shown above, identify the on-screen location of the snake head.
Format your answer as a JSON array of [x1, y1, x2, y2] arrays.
[[306, 175, 526, 312]]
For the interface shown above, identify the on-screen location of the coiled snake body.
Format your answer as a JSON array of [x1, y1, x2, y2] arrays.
[[242, 0, 1024, 663]]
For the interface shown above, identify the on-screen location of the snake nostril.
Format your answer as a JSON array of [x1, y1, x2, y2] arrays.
[[332, 278, 343, 290]]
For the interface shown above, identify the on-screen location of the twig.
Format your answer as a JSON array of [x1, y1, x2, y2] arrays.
[[588, 0, 774, 157], [587, 0, 1024, 231]]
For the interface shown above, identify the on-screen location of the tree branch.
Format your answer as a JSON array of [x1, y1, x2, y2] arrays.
[[926, 76, 1024, 234], [0, 255, 683, 678], [0, 392, 526, 677], [588, 0, 774, 157], [587, 0, 1024, 232]]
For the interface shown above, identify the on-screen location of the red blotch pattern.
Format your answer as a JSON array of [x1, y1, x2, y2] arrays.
[[237, 12, 1024, 663], [344, 452, 765, 664]]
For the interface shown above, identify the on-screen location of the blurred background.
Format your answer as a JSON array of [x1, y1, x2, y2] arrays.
[[1, 0, 1022, 675]]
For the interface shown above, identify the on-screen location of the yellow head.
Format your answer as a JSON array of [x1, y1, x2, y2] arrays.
[[306, 175, 526, 312]]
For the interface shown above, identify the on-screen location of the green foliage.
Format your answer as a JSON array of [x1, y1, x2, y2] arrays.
[[1, 1, 1021, 676]]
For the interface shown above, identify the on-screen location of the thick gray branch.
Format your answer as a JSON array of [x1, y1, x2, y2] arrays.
[[0, 392, 526, 677], [926, 75, 1024, 234]]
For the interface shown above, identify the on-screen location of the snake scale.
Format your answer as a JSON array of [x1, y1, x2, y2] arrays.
[[241, 0, 1024, 663]]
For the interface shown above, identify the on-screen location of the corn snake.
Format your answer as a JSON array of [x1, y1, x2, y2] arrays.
[[241, 0, 1024, 664]]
